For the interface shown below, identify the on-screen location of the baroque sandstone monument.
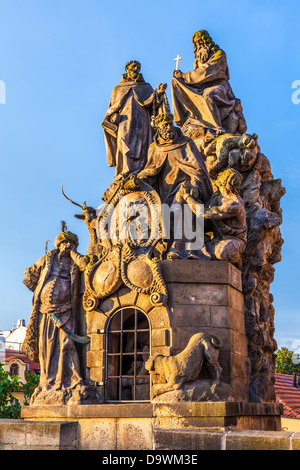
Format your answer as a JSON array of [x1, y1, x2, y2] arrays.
[[16, 30, 287, 450]]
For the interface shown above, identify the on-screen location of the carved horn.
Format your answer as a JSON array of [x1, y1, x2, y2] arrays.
[[61, 185, 85, 210]]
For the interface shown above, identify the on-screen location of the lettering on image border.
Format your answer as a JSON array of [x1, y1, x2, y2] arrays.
[[0, 80, 6, 104], [291, 80, 300, 105]]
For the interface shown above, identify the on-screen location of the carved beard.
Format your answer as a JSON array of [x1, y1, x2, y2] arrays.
[[58, 244, 72, 258], [126, 70, 142, 81], [128, 71, 139, 80], [159, 129, 176, 142], [196, 45, 211, 64]]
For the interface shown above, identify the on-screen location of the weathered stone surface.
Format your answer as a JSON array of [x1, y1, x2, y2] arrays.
[[171, 304, 211, 328], [226, 430, 291, 450], [86, 310, 108, 334], [161, 260, 242, 291], [99, 295, 120, 316], [22, 405, 68, 419], [16, 401, 288, 449], [117, 418, 153, 450], [168, 283, 230, 306], [90, 332, 104, 351], [0, 420, 26, 448], [152, 329, 171, 347], [291, 433, 300, 450], [22, 403, 153, 419], [154, 429, 300, 450], [228, 286, 245, 312], [171, 327, 230, 351], [89, 366, 104, 383], [117, 286, 139, 308], [148, 306, 172, 329], [0, 420, 78, 450], [86, 350, 104, 368], [231, 330, 248, 356], [154, 429, 224, 450], [134, 292, 154, 313], [78, 418, 116, 450], [151, 346, 172, 357]]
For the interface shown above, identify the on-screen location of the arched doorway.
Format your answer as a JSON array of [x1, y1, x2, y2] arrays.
[[105, 307, 151, 402]]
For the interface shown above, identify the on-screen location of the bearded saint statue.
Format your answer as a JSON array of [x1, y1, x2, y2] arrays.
[[171, 30, 247, 142]]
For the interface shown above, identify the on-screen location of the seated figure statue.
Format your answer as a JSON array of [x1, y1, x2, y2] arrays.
[[202, 168, 247, 268], [171, 30, 247, 143], [137, 112, 213, 259]]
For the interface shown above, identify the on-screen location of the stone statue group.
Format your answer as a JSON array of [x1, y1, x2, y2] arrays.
[[22, 30, 285, 404], [100, 29, 248, 266]]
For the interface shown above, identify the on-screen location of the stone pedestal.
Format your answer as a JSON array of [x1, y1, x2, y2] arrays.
[[82, 259, 249, 402], [20, 402, 283, 450]]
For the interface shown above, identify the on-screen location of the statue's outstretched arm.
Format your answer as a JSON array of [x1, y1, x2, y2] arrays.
[[70, 250, 89, 271]]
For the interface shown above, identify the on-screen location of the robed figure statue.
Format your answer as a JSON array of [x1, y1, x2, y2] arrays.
[[102, 60, 167, 179], [171, 30, 247, 141], [22, 228, 89, 404]]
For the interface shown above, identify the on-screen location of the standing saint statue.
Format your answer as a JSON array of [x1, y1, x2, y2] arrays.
[[171, 30, 247, 141], [22, 227, 89, 404], [102, 60, 167, 179]]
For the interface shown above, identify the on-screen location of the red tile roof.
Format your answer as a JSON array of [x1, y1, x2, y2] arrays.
[[275, 373, 300, 418], [4, 349, 40, 374]]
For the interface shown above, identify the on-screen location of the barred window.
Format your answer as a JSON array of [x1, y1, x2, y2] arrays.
[[105, 307, 150, 402]]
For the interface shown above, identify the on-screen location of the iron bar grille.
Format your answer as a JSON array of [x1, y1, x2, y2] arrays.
[[105, 307, 151, 402]]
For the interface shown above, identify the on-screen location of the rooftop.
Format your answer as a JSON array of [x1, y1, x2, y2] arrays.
[[275, 373, 300, 418], [4, 349, 40, 374]]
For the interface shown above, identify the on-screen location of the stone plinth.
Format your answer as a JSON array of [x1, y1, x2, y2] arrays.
[[0, 419, 78, 450], [20, 401, 283, 450]]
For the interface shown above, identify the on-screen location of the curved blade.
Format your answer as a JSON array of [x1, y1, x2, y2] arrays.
[[60, 325, 90, 344], [50, 313, 90, 344]]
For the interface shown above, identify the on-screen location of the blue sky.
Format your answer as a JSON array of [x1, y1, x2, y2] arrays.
[[0, 0, 299, 350]]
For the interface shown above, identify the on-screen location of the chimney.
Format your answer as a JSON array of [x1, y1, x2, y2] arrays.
[[17, 319, 26, 328]]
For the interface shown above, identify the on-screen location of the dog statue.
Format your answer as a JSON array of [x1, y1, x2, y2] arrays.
[[145, 332, 223, 399]]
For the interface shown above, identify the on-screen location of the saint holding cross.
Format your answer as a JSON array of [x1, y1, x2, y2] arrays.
[[173, 54, 182, 71], [171, 30, 247, 141]]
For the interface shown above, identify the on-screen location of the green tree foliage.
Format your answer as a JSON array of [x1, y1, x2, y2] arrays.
[[275, 347, 300, 375], [0, 362, 39, 418], [0, 363, 21, 418], [22, 372, 40, 406]]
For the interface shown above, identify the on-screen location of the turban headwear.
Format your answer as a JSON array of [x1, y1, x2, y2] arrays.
[[54, 231, 79, 248]]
